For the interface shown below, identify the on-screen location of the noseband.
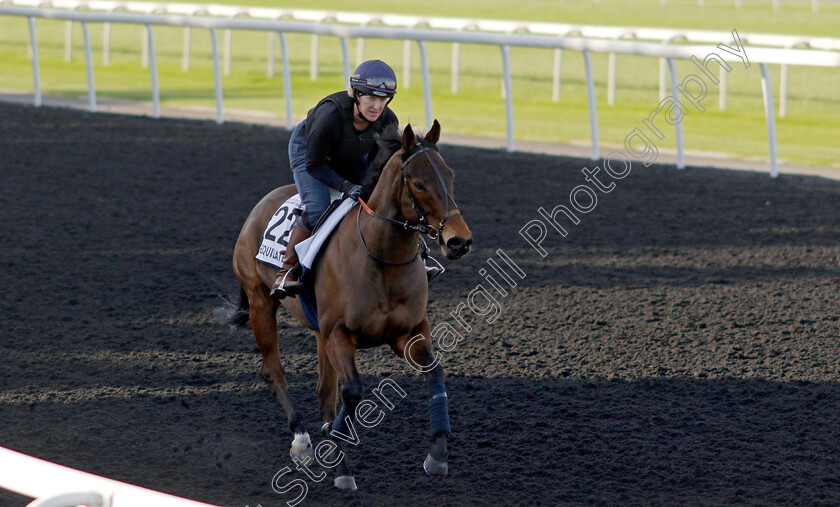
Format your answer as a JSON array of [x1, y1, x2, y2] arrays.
[[356, 145, 461, 265]]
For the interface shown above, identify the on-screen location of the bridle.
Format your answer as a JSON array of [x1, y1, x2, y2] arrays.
[[357, 145, 461, 265], [398, 147, 462, 240]]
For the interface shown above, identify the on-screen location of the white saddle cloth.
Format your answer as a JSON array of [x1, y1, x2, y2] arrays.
[[254, 190, 356, 271]]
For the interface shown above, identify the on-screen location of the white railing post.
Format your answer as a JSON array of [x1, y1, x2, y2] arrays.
[[501, 44, 514, 152], [660, 35, 685, 101], [103, 21, 110, 65], [183, 15, 194, 72], [552, 47, 562, 102], [142, 8, 164, 69], [417, 39, 432, 131], [267, 14, 286, 78], [404, 22, 429, 91], [582, 50, 598, 161], [780, 60, 788, 119], [141, 25, 148, 68], [667, 58, 685, 169], [224, 25, 231, 76], [104, 6, 126, 67], [268, 32, 275, 78], [310, 16, 335, 81], [65, 5, 89, 64], [311, 33, 319, 81], [278, 31, 293, 129], [779, 41, 808, 118], [224, 17, 234, 76], [210, 28, 223, 124], [555, 29, 581, 102], [452, 23, 477, 96], [224, 12, 250, 76], [451, 41, 460, 94], [608, 51, 617, 106], [340, 36, 350, 85], [147, 24, 160, 118], [27, 15, 41, 107], [185, 9, 207, 72], [357, 19, 379, 66], [82, 21, 95, 112], [451, 25, 466, 95], [64, 19, 72, 62], [608, 31, 635, 106], [760, 63, 779, 178], [403, 38, 411, 90], [501, 29, 521, 99]]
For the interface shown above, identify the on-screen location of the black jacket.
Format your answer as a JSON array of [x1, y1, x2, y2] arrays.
[[302, 91, 399, 191]]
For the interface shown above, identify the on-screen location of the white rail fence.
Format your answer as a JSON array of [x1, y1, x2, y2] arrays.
[[5, 1, 840, 119], [1, 5, 839, 177], [0, 446, 220, 507]]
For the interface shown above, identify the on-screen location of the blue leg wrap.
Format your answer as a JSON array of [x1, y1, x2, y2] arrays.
[[429, 382, 451, 437], [331, 403, 352, 436]]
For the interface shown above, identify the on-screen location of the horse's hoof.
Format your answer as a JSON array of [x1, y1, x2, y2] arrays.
[[423, 453, 448, 477], [321, 422, 332, 437], [289, 432, 314, 461], [334, 475, 357, 490]]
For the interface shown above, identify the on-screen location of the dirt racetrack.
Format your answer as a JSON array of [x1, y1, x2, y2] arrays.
[[1, 101, 839, 506]]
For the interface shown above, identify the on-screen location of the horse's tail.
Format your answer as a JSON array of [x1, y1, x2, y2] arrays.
[[213, 288, 251, 328]]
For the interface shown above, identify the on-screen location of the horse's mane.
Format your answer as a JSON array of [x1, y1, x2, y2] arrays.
[[363, 124, 438, 187]]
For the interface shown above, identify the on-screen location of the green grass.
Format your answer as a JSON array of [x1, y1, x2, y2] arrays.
[[1, 0, 838, 167]]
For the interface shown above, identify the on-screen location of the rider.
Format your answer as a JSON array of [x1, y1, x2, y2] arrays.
[[271, 60, 441, 300]]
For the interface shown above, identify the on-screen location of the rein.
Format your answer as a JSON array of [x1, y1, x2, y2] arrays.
[[356, 145, 460, 265], [356, 205, 420, 266]]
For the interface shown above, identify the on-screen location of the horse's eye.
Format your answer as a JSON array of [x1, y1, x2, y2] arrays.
[[413, 181, 426, 192]]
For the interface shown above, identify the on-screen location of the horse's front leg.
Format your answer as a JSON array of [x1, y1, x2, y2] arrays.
[[393, 321, 450, 477], [322, 326, 364, 490], [316, 331, 339, 425]]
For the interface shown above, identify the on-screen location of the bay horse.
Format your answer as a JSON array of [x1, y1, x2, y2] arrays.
[[221, 120, 472, 490]]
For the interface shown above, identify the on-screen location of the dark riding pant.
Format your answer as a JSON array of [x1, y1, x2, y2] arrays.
[[289, 121, 331, 231]]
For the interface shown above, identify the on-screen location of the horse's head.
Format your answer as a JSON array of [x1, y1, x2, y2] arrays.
[[387, 120, 472, 260]]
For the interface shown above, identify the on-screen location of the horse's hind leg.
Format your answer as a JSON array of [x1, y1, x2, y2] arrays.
[[246, 286, 312, 460]]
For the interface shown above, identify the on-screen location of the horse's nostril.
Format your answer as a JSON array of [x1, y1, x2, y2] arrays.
[[447, 237, 466, 251]]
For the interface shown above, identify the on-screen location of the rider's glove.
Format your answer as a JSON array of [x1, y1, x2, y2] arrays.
[[341, 182, 364, 201]]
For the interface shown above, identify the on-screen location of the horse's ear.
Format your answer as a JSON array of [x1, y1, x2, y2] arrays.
[[402, 123, 416, 151], [424, 119, 441, 145]]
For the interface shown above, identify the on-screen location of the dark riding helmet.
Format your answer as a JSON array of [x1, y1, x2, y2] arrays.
[[350, 60, 397, 98]]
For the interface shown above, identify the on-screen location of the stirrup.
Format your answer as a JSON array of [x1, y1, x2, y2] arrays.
[[282, 275, 304, 297], [425, 255, 446, 283], [270, 269, 299, 301]]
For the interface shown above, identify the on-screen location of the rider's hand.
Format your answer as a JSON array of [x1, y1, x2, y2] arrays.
[[343, 184, 363, 201]]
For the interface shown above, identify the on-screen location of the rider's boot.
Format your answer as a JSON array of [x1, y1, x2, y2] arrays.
[[270, 226, 312, 300]]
